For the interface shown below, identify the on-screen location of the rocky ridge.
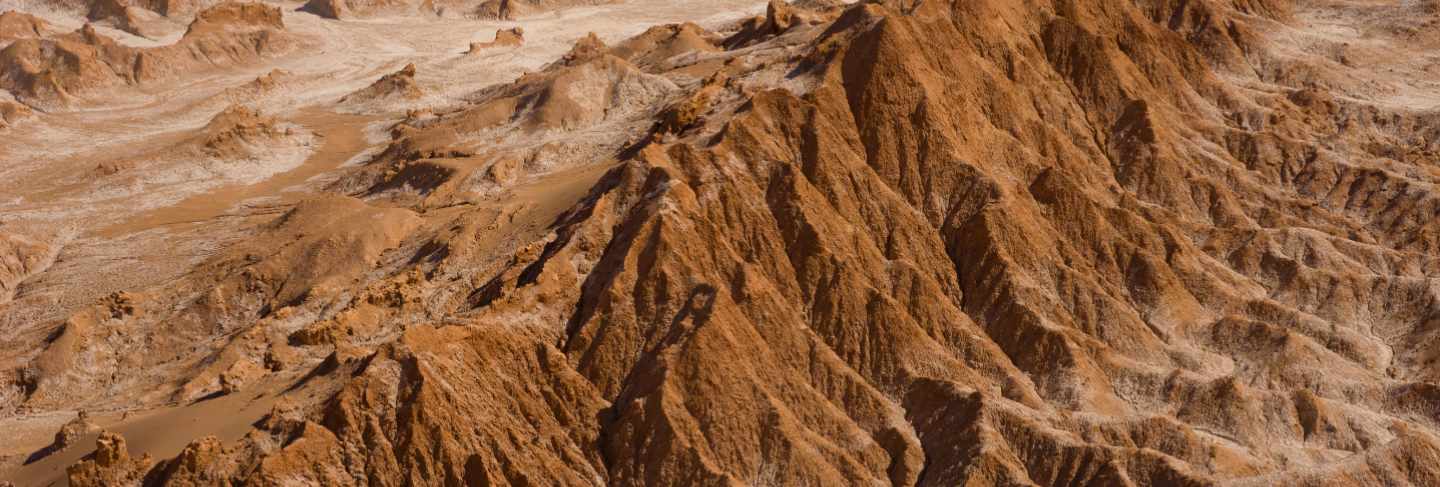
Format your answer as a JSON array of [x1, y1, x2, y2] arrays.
[[5, 0, 1440, 485], [0, 2, 293, 108]]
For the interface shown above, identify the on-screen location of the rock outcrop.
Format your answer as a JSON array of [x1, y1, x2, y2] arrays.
[[338, 63, 423, 108], [12, 0, 1440, 485], [66, 432, 153, 487], [50, 411, 100, 451], [84, 0, 164, 38], [723, 0, 842, 48], [87, 0, 192, 18], [466, 26, 522, 53], [0, 10, 52, 44], [0, 98, 28, 128], [0, 230, 61, 303], [0, 2, 292, 107], [198, 104, 291, 158], [299, 0, 411, 20]]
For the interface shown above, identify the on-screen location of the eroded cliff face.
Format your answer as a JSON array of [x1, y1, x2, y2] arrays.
[[12, 0, 1440, 484]]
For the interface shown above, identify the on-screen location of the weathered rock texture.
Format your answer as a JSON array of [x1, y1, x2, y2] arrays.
[[467, 26, 523, 53], [9, 0, 1440, 485], [298, 0, 411, 20], [338, 63, 424, 111], [0, 2, 292, 107], [0, 10, 52, 44]]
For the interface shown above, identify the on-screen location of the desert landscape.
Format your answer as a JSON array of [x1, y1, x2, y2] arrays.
[[1, 0, 1440, 484]]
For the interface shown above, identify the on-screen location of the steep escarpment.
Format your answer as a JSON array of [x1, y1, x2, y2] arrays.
[[11, 0, 1440, 485]]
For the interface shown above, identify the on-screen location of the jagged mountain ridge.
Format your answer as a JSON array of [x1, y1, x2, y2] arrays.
[[3, 0, 1440, 485]]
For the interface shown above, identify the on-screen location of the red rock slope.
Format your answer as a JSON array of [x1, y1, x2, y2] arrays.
[[13, 0, 1440, 485]]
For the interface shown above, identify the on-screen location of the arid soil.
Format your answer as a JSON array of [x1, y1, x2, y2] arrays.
[[3, 0, 1440, 485]]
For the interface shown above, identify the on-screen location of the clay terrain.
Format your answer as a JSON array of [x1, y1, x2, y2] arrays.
[[2, 0, 1440, 484]]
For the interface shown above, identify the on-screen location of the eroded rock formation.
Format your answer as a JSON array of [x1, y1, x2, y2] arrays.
[[7, 0, 1440, 485], [0, 2, 292, 107], [467, 26, 523, 53]]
